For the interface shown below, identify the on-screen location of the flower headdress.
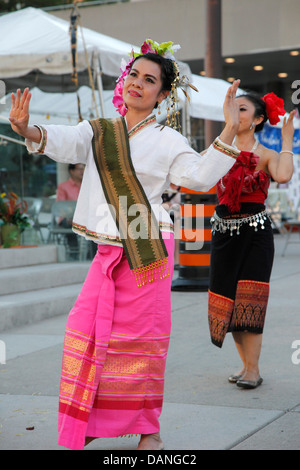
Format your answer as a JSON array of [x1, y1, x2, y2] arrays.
[[262, 92, 285, 125], [112, 39, 198, 131]]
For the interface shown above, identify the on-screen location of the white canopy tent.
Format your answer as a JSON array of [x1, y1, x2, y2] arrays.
[[0, 6, 142, 120], [0, 7, 191, 115], [184, 74, 234, 121], [0, 6, 139, 80]]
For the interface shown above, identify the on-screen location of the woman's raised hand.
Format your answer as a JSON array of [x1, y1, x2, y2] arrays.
[[223, 79, 240, 130], [281, 109, 296, 144], [218, 79, 241, 146], [9, 88, 31, 137]]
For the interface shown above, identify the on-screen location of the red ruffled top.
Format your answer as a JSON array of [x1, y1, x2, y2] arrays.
[[217, 151, 270, 213]]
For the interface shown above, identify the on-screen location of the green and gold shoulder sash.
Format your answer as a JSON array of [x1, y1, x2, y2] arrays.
[[89, 116, 169, 287]]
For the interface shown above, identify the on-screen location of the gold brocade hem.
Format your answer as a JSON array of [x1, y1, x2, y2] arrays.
[[72, 222, 174, 248], [72, 222, 123, 246]]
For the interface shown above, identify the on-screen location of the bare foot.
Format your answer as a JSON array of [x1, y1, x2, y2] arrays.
[[137, 432, 164, 450]]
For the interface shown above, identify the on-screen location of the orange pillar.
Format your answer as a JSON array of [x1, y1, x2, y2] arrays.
[[171, 186, 217, 291]]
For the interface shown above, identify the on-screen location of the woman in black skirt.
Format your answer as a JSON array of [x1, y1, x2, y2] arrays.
[[208, 92, 295, 389]]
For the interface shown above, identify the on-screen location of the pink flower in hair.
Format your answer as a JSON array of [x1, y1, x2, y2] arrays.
[[120, 50, 135, 76], [112, 79, 127, 116], [113, 50, 135, 116], [141, 40, 157, 55]]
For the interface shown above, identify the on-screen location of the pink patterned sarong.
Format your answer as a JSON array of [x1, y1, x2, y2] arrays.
[[58, 232, 174, 450]]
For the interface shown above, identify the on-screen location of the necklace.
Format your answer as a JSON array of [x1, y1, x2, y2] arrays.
[[220, 138, 259, 190], [233, 137, 259, 152]]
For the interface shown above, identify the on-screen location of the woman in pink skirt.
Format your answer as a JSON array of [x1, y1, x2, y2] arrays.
[[9, 39, 242, 450]]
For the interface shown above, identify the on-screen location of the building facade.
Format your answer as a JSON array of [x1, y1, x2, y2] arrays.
[[49, 0, 300, 110]]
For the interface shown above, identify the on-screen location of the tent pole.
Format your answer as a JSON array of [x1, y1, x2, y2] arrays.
[[181, 87, 189, 141], [181, 86, 191, 143], [0, 133, 26, 146], [185, 86, 191, 144], [95, 54, 106, 118], [181, 94, 186, 137]]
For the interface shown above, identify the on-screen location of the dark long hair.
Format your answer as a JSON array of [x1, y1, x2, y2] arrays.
[[237, 92, 268, 132]]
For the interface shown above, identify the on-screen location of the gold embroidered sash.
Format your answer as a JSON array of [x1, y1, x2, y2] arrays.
[[89, 117, 169, 287]]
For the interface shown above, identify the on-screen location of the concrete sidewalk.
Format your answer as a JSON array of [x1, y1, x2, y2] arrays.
[[0, 234, 299, 451]]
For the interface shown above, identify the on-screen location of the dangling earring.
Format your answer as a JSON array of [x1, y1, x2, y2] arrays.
[[157, 103, 161, 115], [166, 62, 181, 131], [250, 122, 255, 130]]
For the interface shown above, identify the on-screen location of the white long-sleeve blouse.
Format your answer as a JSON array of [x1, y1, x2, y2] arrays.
[[26, 114, 238, 246]]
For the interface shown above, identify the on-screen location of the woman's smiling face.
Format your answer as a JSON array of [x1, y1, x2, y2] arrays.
[[123, 57, 169, 114]]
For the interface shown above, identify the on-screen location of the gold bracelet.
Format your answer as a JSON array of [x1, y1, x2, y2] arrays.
[[213, 137, 240, 159], [280, 150, 293, 156]]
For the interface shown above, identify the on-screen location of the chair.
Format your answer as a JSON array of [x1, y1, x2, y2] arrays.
[[266, 189, 293, 234], [281, 199, 300, 256], [38, 197, 56, 242], [47, 200, 79, 260], [23, 197, 43, 242]]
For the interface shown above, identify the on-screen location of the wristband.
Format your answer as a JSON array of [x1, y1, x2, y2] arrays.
[[34, 125, 47, 154], [213, 137, 240, 159]]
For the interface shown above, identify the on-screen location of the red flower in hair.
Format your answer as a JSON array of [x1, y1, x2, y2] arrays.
[[262, 92, 285, 125]]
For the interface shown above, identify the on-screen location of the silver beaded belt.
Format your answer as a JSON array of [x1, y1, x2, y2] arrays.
[[210, 209, 271, 236]]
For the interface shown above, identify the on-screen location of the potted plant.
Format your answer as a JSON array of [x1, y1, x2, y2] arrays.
[[0, 192, 32, 248]]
